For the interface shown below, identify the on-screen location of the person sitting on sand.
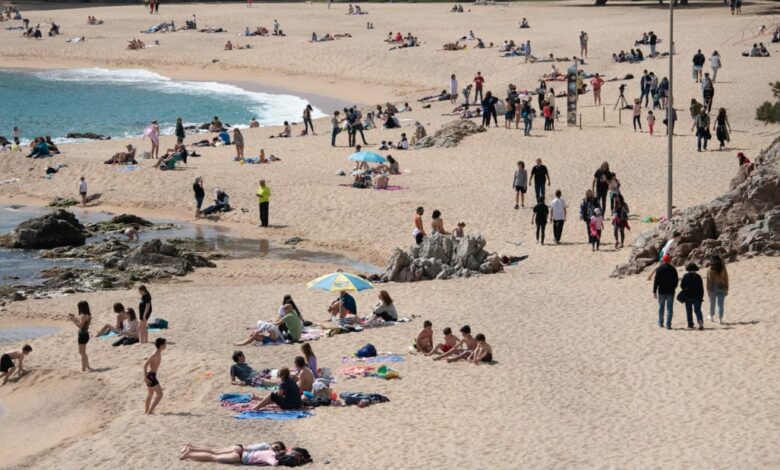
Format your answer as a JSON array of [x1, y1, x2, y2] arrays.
[[366, 290, 398, 323], [179, 441, 312, 467], [426, 327, 458, 356], [96, 302, 128, 337], [468, 334, 493, 364], [127, 38, 145, 50], [251, 367, 303, 410], [230, 350, 267, 386], [519, 17, 529, 28], [277, 304, 303, 342], [26, 137, 50, 158], [327, 290, 357, 319], [292, 356, 314, 393], [454, 222, 465, 238], [224, 40, 233, 50], [1, 345, 32, 385], [110, 308, 140, 346], [105, 144, 137, 164], [414, 320, 434, 353], [274, 121, 291, 138], [443, 41, 465, 51], [235, 321, 283, 345], [434, 325, 477, 362], [201, 188, 230, 215]]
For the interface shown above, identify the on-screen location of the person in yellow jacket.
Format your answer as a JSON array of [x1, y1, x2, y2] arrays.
[[256, 179, 271, 227]]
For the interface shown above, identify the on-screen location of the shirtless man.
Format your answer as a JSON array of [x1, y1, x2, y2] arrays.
[[468, 334, 493, 365], [413, 206, 426, 245], [434, 325, 477, 362], [426, 327, 458, 356], [144, 337, 166, 415], [1, 345, 32, 385], [415, 320, 433, 353], [293, 356, 314, 393]]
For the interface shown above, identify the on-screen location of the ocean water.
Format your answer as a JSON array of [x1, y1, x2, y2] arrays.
[[0, 68, 323, 143]]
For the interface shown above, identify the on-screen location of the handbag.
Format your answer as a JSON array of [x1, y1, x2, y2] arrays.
[[676, 291, 686, 304]]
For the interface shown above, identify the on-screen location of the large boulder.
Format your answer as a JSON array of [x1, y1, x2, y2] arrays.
[[382, 234, 501, 282], [613, 136, 780, 276], [3, 210, 87, 249], [414, 120, 486, 149], [117, 239, 215, 277]]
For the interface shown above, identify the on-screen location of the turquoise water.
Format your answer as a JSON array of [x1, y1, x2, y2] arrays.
[[0, 68, 322, 143]]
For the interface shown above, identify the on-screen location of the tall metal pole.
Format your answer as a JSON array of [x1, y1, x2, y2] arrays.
[[667, 0, 674, 220]]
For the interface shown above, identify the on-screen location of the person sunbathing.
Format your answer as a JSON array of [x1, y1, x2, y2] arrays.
[[443, 41, 465, 51], [105, 144, 137, 164], [235, 320, 283, 346], [418, 90, 451, 103], [251, 367, 303, 410], [179, 442, 312, 467]]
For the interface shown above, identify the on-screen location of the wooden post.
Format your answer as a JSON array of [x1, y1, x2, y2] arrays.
[[602, 106, 606, 122], [619, 108, 622, 125], [579, 114, 582, 129]]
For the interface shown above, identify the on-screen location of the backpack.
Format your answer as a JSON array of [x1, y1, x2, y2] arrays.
[[355, 343, 377, 358]]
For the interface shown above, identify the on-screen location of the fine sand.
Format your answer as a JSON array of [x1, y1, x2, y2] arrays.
[[1, 2, 780, 469]]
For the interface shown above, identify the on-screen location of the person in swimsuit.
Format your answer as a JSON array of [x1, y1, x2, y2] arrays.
[[138, 285, 153, 344], [179, 442, 311, 467], [412, 206, 426, 245], [1, 345, 32, 385], [251, 367, 303, 410], [469, 334, 493, 364], [414, 320, 434, 353], [144, 337, 166, 415], [301, 343, 318, 378], [425, 327, 458, 356], [434, 325, 477, 362], [430, 210, 450, 235], [68, 301, 94, 372], [144, 120, 160, 159]]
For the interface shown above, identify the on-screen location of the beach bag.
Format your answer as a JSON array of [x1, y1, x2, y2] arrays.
[[356, 343, 377, 358], [148, 318, 168, 329], [676, 291, 687, 304]]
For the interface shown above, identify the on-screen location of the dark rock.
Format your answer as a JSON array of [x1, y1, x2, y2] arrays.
[[614, 136, 780, 276], [48, 197, 79, 208], [284, 237, 304, 245], [12, 292, 26, 301], [118, 239, 215, 277], [65, 132, 111, 140], [3, 210, 87, 249]]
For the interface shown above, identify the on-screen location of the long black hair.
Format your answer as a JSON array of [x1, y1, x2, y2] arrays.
[[77, 300, 91, 316]]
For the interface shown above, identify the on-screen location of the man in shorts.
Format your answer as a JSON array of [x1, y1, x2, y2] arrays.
[[144, 337, 166, 414], [513, 160, 528, 209]]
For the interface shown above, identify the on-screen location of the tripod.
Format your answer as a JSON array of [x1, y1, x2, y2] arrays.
[[614, 92, 629, 110]]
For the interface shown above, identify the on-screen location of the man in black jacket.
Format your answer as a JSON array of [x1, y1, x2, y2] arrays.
[[653, 255, 678, 329]]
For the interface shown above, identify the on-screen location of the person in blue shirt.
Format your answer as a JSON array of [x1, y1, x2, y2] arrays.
[[327, 291, 356, 319], [218, 130, 231, 145]]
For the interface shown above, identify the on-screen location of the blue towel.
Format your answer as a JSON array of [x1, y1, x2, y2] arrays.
[[234, 410, 314, 420], [99, 328, 161, 340], [219, 393, 253, 403]]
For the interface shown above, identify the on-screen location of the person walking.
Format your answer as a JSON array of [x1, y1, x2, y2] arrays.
[[592, 161, 613, 212], [589, 208, 604, 251], [473, 71, 485, 103], [706, 255, 729, 324], [653, 255, 679, 329], [709, 51, 722, 81], [550, 190, 567, 244], [330, 110, 340, 147], [521, 100, 533, 136], [680, 262, 705, 330], [233, 128, 245, 161], [647, 110, 656, 135], [530, 158, 550, 202], [714, 108, 731, 150], [692, 49, 706, 83], [303, 104, 315, 135], [611, 194, 629, 249], [692, 108, 711, 152], [579, 189, 600, 243], [513, 161, 528, 209], [531, 196, 549, 245], [579, 31, 588, 58], [524, 40, 532, 63], [256, 179, 271, 228], [701, 73, 715, 113], [193, 176, 204, 219]]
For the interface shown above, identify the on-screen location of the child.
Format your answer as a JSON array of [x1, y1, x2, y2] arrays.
[[454, 222, 465, 238], [144, 337, 166, 415], [414, 320, 433, 353], [301, 343, 318, 378], [543, 103, 552, 131], [1, 345, 32, 385], [78, 176, 88, 206], [513, 160, 528, 210], [647, 110, 656, 136], [469, 334, 493, 364], [632, 99, 642, 132], [426, 327, 459, 356], [589, 207, 604, 251], [435, 325, 477, 362]]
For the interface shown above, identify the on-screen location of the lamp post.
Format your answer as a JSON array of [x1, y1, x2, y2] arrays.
[[667, 0, 674, 220]]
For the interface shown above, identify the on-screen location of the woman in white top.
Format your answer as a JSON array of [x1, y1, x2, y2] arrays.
[[709, 51, 722, 81], [367, 290, 397, 322], [112, 308, 140, 346]]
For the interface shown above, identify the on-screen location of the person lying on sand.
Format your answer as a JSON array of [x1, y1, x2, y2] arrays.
[[127, 38, 145, 50], [426, 327, 458, 356], [179, 442, 312, 466], [1, 345, 32, 385], [434, 325, 477, 362], [66, 36, 85, 43], [468, 334, 493, 364], [230, 350, 269, 386], [418, 90, 452, 103], [105, 144, 137, 164], [251, 367, 303, 410], [413, 320, 434, 353], [442, 41, 465, 51]]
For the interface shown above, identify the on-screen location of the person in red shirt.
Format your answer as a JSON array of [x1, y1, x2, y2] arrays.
[[591, 73, 605, 106], [473, 72, 485, 103]]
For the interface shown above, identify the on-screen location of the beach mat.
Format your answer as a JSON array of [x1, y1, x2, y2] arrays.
[[98, 328, 161, 340], [234, 410, 314, 420]]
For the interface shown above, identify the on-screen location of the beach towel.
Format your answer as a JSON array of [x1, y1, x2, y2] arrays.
[[234, 410, 313, 420], [342, 354, 405, 364], [219, 393, 253, 404], [98, 328, 161, 340], [338, 365, 376, 377], [375, 185, 406, 191]]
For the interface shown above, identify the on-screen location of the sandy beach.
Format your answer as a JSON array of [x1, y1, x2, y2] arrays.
[[1, 1, 779, 469]]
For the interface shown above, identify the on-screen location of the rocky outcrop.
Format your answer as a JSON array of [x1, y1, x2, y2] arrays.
[[65, 132, 110, 140], [613, 136, 780, 276], [117, 239, 215, 277], [413, 120, 486, 149], [1, 210, 87, 249], [382, 234, 502, 282], [48, 197, 79, 208]]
